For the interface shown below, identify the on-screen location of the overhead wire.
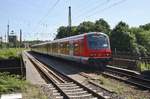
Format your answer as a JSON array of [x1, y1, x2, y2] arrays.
[[32, 0, 61, 40], [72, 0, 100, 16], [87, 0, 127, 18], [73, 0, 110, 20], [37, 0, 61, 25], [74, 0, 126, 23]]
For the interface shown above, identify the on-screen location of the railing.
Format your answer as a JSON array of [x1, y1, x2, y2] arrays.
[[110, 51, 150, 71]]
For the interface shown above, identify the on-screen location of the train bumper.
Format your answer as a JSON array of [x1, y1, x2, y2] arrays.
[[88, 57, 112, 64]]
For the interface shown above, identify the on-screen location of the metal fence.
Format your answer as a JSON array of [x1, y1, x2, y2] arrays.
[[111, 51, 150, 71]]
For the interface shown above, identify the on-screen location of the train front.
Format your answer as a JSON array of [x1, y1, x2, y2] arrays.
[[86, 32, 112, 69]]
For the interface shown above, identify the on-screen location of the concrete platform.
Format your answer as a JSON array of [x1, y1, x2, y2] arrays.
[[30, 52, 87, 83], [22, 51, 46, 84]]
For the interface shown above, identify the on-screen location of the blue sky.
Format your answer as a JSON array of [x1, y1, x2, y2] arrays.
[[0, 0, 150, 41]]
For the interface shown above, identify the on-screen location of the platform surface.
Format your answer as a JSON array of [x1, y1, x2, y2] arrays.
[[22, 52, 46, 84]]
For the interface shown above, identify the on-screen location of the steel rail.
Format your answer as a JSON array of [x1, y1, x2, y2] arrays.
[[106, 68, 150, 83], [106, 66, 150, 90], [102, 72, 150, 90]]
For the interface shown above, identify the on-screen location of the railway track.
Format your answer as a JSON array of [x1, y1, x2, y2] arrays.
[[102, 66, 150, 90], [79, 72, 118, 97], [25, 52, 122, 99]]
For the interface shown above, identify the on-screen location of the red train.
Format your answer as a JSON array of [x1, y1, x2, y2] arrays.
[[31, 32, 112, 69]]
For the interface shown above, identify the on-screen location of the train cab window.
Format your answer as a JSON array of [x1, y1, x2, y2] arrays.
[[87, 34, 109, 50]]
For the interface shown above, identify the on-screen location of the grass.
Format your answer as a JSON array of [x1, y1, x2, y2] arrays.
[[99, 75, 126, 94], [0, 72, 47, 99], [22, 84, 47, 99], [0, 48, 24, 59], [139, 62, 150, 71], [98, 75, 150, 99], [0, 72, 24, 94]]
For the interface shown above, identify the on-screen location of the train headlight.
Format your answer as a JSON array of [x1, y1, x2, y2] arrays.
[[106, 53, 110, 56], [90, 54, 96, 57], [90, 54, 93, 57]]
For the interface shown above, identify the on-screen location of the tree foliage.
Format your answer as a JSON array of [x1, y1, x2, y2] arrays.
[[112, 21, 129, 33], [55, 19, 110, 39], [129, 27, 150, 56], [110, 21, 136, 52], [55, 26, 68, 39], [140, 23, 150, 31], [95, 18, 110, 35], [77, 21, 95, 33], [136, 31, 150, 52]]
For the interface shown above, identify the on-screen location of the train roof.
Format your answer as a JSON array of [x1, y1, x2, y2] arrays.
[[31, 32, 108, 47]]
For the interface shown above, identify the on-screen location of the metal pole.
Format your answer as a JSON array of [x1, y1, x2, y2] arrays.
[[0, 36, 2, 49], [7, 24, 9, 48], [20, 29, 22, 48], [68, 6, 72, 28], [68, 6, 72, 36]]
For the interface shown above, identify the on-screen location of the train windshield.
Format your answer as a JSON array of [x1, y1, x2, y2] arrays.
[[87, 34, 109, 50]]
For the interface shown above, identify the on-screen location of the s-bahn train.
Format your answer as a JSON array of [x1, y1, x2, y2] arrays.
[[31, 32, 112, 69]]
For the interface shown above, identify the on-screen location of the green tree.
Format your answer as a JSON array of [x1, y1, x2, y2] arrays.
[[129, 27, 143, 34], [110, 21, 136, 52], [77, 21, 95, 33], [112, 21, 129, 33], [136, 30, 150, 52], [140, 23, 150, 31], [55, 26, 68, 39], [95, 18, 110, 35], [55, 26, 78, 39], [129, 27, 144, 45], [70, 26, 78, 36], [129, 27, 150, 56]]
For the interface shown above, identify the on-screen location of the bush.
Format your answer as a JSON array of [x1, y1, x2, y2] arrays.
[[0, 72, 25, 94], [139, 62, 150, 71], [0, 48, 24, 59]]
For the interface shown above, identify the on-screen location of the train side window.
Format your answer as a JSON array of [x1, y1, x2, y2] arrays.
[[49, 44, 52, 53], [79, 39, 84, 53], [66, 42, 69, 54], [63, 42, 68, 54], [60, 43, 63, 54], [67, 43, 70, 48], [61, 42, 65, 54], [73, 42, 80, 55], [75, 43, 78, 47]]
